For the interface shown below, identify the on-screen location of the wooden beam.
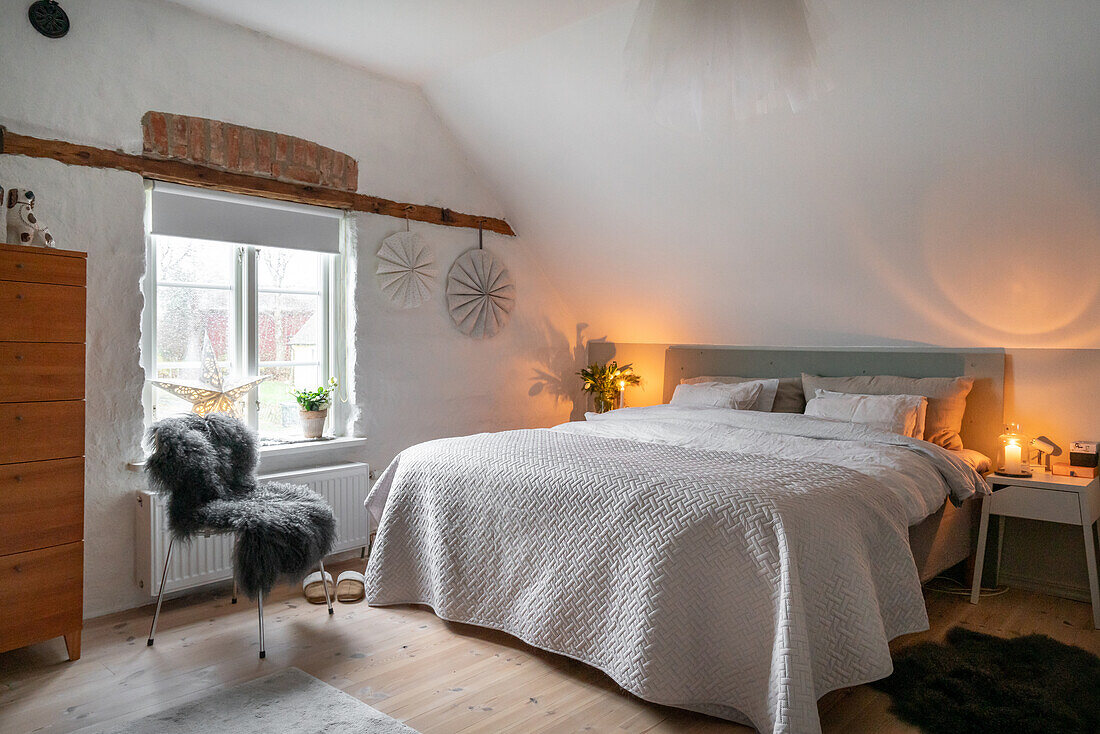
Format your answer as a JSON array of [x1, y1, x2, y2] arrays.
[[0, 127, 516, 237]]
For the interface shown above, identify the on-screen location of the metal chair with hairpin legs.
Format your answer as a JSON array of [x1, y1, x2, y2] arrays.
[[143, 413, 336, 659], [146, 532, 334, 659]]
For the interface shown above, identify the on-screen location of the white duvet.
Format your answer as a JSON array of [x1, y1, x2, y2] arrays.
[[364, 406, 988, 733], [565, 406, 985, 524]]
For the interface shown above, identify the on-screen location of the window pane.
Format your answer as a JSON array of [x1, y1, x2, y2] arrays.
[[258, 364, 323, 438], [156, 237, 235, 285], [256, 247, 323, 292], [257, 292, 321, 363], [153, 285, 235, 418], [257, 290, 324, 437], [156, 286, 234, 370]]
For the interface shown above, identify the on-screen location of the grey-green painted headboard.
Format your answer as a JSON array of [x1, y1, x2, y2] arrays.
[[663, 345, 1005, 457]]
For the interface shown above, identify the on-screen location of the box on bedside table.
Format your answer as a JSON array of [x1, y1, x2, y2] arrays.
[[1052, 462, 1098, 479], [1069, 441, 1098, 468]]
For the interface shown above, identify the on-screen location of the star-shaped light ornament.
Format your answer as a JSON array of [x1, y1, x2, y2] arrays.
[[149, 333, 270, 418]]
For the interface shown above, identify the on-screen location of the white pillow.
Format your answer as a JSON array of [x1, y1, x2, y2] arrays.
[[805, 390, 928, 437], [812, 389, 929, 439], [670, 381, 763, 410], [681, 377, 779, 412], [801, 373, 974, 449], [953, 448, 992, 473]]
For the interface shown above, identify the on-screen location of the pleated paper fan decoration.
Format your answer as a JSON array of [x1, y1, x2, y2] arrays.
[[376, 232, 438, 309], [446, 249, 515, 338]]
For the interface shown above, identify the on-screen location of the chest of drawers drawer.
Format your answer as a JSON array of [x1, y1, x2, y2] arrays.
[[0, 400, 84, 464], [0, 343, 85, 403], [0, 458, 84, 555], [0, 541, 84, 654], [0, 281, 86, 343], [0, 248, 86, 285]]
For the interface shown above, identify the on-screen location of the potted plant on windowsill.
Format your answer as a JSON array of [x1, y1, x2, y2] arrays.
[[291, 378, 338, 439], [578, 361, 641, 414]]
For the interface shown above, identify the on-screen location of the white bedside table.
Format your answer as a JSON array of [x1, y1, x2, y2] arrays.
[[970, 468, 1100, 628]]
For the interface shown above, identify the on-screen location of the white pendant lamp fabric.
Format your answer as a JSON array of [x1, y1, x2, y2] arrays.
[[376, 231, 438, 309], [446, 249, 515, 338], [625, 0, 828, 130]]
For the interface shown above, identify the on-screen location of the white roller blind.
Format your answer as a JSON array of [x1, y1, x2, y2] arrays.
[[149, 181, 342, 254]]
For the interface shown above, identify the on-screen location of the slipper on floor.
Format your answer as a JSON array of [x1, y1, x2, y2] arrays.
[[302, 571, 334, 604], [335, 570, 366, 603]]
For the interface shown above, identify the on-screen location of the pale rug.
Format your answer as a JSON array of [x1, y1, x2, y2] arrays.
[[81, 668, 417, 734]]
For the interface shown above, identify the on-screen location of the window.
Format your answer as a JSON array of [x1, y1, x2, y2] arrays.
[[143, 183, 346, 439]]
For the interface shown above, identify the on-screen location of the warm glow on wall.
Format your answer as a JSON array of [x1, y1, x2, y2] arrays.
[[839, 159, 1100, 348], [922, 162, 1099, 339]]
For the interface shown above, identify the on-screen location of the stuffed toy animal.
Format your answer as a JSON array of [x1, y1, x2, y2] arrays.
[[6, 188, 55, 247]]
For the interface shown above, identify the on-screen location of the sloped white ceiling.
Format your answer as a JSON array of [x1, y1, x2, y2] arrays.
[[172, 0, 1100, 349], [167, 0, 624, 84], [423, 0, 1100, 349]]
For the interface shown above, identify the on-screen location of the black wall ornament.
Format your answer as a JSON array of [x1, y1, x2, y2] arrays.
[[28, 1, 70, 39]]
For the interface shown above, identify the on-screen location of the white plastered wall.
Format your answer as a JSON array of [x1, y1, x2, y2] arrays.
[[0, 0, 581, 618]]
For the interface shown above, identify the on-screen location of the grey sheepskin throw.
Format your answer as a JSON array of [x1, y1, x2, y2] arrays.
[[146, 413, 336, 598], [872, 626, 1100, 734]]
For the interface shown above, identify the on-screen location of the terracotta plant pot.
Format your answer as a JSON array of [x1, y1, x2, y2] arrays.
[[299, 409, 328, 439]]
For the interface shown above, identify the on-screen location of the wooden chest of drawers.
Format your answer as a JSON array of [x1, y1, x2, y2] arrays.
[[0, 243, 85, 661]]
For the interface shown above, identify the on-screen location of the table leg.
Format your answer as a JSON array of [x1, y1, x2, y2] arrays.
[[1081, 519, 1100, 630], [971, 496, 992, 604], [995, 515, 1006, 586]]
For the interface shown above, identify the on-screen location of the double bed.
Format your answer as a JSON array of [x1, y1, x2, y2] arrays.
[[364, 346, 1003, 734]]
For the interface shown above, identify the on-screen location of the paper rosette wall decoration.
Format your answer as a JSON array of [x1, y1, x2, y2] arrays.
[[376, 231, 438, 309], [446, 249, 515, 338]]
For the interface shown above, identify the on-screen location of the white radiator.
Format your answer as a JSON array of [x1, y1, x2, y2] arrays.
[[135, 462, 370, 596]]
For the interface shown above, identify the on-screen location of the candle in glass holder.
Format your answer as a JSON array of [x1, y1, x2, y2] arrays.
[[997, 423, 1032, 477], [1003, 441, 1023, 474]]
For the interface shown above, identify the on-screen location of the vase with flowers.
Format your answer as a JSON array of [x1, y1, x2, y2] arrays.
[[291, 378, 339, 438], [578, 361, 641, 413]]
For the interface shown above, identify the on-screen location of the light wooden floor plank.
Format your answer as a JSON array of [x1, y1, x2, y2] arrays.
[[2, 557, 1097, 733]]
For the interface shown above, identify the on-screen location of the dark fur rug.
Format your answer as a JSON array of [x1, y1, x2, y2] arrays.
[[872, 626, 1100, 734], [146, 414, 335, 599]]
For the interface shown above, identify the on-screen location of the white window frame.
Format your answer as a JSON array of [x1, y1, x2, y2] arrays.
[[141, 193, 349, 439]]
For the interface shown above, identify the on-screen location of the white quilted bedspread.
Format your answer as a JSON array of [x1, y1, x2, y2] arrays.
[[364, 407, 987, 733]]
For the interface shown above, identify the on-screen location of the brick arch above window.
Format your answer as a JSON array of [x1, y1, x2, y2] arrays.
[[141, 111, 358, 192]]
